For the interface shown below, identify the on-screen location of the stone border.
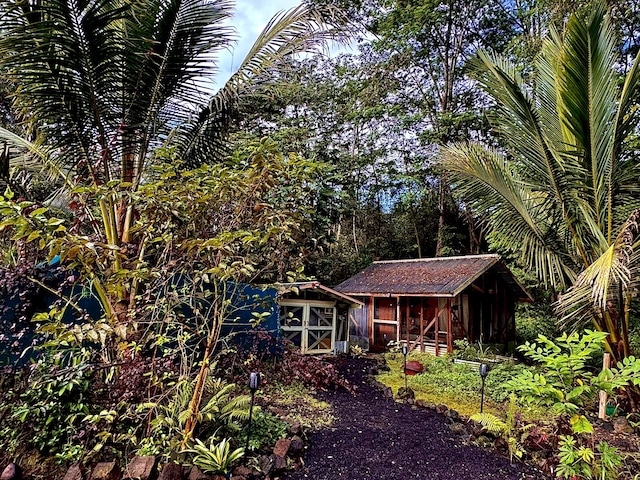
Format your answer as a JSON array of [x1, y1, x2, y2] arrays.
[[1, 424, 306, 480]]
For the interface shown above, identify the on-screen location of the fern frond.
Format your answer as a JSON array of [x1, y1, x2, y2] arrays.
[[470, 412, 508, 435]]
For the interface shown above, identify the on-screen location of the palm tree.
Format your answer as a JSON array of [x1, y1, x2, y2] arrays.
[[439, 0, 640, 359], [0, 0, 350, 319]]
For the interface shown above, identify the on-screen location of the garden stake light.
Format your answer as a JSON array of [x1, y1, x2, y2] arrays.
[[246, 372, 261, 452], [402, 345, 408, 390], [479, 363, 489, 413]]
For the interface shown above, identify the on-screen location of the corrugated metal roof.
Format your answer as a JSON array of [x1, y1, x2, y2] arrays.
[[333, 254, 532, 301]]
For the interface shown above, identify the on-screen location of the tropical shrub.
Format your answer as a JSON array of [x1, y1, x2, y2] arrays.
[[183, 438, 244, 475], [515, 303, 558, 345], [507, 331, 640, 479], [0, 350, 93, 460], [139, 375, 250, 459], [238, 408, 290, 452]]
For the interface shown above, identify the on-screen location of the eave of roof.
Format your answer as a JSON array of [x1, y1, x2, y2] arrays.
[[276, 281, 364, 307]]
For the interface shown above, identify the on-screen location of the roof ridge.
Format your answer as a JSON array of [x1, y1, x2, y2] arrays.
[[373, 254, 499, 264]]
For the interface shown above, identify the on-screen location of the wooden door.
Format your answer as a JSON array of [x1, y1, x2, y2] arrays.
[[280, 301, 336, 354]]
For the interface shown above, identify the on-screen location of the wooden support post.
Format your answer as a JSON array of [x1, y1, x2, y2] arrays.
[[396, 296, 401, 343], [447, 298, 453, 354], [404, 298, 410, 346], [435, 305, 439, 357], [405, 299, 410, 350], [419, 298, 424, 353], [468, 294, 474, 343], [598, 353, 611, 419], [368, 297, 374, 348]]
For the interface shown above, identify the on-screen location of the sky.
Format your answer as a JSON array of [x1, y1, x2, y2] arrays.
[[216, 0, 304, 85]]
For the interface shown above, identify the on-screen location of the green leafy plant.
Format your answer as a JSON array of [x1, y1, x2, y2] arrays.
[[470, 394, 533, 463], [238, 408, 290, 451], [556, 436, 622, 480], [453, 338, 497, 362], [507, 330, 610, 432], [349, 343, 364, 357], [183, 438, 244, 475], [506, 331, 640, 479], [0, 349, 93, 457], [140, 375, 249, 458]]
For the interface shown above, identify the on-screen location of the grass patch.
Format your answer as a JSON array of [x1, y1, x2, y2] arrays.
[[377, 352, 549, 421], [261, 380, 334, 430]]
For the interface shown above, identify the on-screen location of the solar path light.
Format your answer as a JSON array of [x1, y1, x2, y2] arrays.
[[245, 372, 261, 452], [479, 363, 489, 413], [402, 345, 408, 391]]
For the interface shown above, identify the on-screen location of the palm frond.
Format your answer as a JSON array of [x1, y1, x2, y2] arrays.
[[553, 3, 619, 240], [441, 142, 576, 287], [176, 2, 353, 165], [558, 210, 640, 330]]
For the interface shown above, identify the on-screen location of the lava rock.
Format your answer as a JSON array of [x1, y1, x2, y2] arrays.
[[289, 420, 303, 436], [1, 463, 20, 480], [157, 463, 185, 480], [273, 438, 291, 458], [62, 464, 85, 480], [258, 456, 274, 476], [232, 466, 253, 478], [289, 435, 304, 455], [446, 409, 460, 421], [187, 466, 211, 480], [435, 404, 448, 414], [397, 386, 415, 400], [90, 462, 121, 480], [613, 416, 634, 434], [450, 423, 467, 435], [271, 454, 287, 472], [124, 456, 158, 480]]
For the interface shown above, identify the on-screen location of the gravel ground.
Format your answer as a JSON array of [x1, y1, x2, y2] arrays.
[[284, 357, 550, 480]]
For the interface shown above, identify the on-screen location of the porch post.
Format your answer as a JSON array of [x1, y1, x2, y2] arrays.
[[419, 297, 424, 353], [368, 296, 374, 348], [396, 296, 402, 343], [447, 298, 453, 354]]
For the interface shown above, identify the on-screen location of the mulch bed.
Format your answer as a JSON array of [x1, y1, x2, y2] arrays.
[[283, 356, 549, 480]]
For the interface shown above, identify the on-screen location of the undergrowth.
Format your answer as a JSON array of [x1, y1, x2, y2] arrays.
[[260, 380, 334, 430], [377, 352, 546, 419]]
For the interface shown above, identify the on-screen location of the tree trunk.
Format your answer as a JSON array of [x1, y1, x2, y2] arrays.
[[435, 178, 447, 256]]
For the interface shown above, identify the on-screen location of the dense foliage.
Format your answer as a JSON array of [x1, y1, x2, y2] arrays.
[[2, 0, 640, 477]]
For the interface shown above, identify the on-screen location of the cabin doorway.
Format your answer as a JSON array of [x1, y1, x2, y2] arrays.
[[371, 297, 398, 351]]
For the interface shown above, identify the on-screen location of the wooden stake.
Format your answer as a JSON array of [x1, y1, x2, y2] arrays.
[[598, 352, 611, 419]]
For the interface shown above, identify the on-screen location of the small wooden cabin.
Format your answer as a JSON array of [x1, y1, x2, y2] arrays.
[[334, 255, 532, 355], [277, 282, 363, 354]]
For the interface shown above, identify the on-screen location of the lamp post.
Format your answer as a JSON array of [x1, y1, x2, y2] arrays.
[[479, 363, 489, 413], [402, 345, 408, 391], [246, 372, 261, 452]]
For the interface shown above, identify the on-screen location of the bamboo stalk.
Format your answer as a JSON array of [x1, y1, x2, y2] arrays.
[[598, 353, 611, 419]]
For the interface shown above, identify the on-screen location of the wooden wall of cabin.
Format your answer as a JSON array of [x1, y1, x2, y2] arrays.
[[463, 271, 517, 347], [348, 297, 370, 349]]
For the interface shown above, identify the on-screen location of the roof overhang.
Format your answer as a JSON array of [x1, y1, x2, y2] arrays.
[[276, 281, 364, 308]]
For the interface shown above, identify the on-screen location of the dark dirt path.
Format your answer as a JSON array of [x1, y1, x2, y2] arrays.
[[284, 357, 549, 480]]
